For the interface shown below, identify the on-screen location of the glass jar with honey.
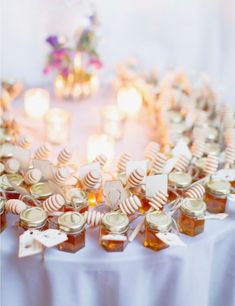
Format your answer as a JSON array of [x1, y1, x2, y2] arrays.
[[168, 171, 192, 202], [144, 211, 172, 251], [193, 157, 207, 180], [87, 186, 103, 207], [19, 207, 48, 231], [58, 212, 86, 253], [0, 197, 7, 233], [64, 188, 88, 213], [129, 185, 151, 213], [204, 142, 220, 157], [0, 173, 23, 200], [178, 198, 206, 236], [100, 212, 129, 252], [30, 182, 53, 204], [204, 180, 231, 213]]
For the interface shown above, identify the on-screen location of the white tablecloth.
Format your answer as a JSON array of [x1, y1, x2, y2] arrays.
[[1, 90, 235, 306], [1, 212, 235, 306]]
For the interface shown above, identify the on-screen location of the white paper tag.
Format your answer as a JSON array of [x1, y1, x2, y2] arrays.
[[226, 194, 235, 213], [145, 174, 168, 197], [104, 180, 127, 210], [213, 169, 235, 182], [32, 159, 54, 181], [34, 229, 68, 248], [78, 162, 100, 179], [172, 140, 192, 160], [126, 160, 148, 183], [18, 230, 44, 258], [102, 234, 127, 241], [204, 213, 228, 220], [13, 146, 31, 171], [163, 157, 178, 174], [156, 232, 186, 247]]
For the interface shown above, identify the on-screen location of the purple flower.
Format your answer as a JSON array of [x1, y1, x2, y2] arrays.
[[46, 35, 59, 48]]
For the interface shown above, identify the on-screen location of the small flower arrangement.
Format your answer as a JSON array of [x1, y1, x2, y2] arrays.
[[44, 13, 102, 100]]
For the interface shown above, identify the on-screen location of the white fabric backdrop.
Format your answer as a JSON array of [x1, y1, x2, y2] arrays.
[[1, 0, 235, 102]]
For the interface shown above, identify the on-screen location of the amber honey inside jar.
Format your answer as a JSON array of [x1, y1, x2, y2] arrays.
[[130, 185, 151, 213], [178, 198, 206, 236], [144, 211, 172, 251], [193, 157, 207, 180], [100, 212, 129, 252], [19, 207, 48, 231], [58, 212, 86, 253], [87, 187, 103, 207], [0, 198, 7, 233], [64, 188, 88, 213], [204, 180, 231, 213], [168, 171, 192, 202]]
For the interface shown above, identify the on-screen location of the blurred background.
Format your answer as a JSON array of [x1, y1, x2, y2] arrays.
[[1, 0, 235, 101]]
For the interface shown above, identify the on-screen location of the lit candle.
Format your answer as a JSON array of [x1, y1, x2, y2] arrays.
[[74, 52, 82, 72], [90, 74, 99, 94], [87, 134, 115, 162], [54, 75, 65, 99], [101, 105, 126, 139], [24, 88, 50, 119], [117, 87, 143, 118], [44, 108, 71, 144]]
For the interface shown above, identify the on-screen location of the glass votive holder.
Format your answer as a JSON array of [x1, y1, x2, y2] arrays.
[[44, 108, 71, 145], [24, 88, 50, 119], [101, 105, 126, 139]]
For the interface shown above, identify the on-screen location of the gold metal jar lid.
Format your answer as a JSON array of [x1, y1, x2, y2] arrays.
[[206, 127, 218, 141], [58, 212, 86, 233], [0, 197, 6, 213], [174, 134, 191, 145], [116, 172, 127, 185], [168, 111, 183, 124], [171, 122, 187, 134], [204, 143, 220, 156], [65, 188, 88, 206], [146, 211, 172, 232], [0, 173, 23, 190], [195, 157, 207, 171], [20, 207, 47, 228], [180, 198, 206, 218], [169, 171, 192, 188], [102, 212, 129, 234], [30, 182, 53, 200], [206, 180, 231, 197]]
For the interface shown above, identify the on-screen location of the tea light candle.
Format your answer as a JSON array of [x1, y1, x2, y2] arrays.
[[24, 88, 50, 119], [87, 134, 115, 162], [90, 74, 99, 94], [117, 87, 143, 118], [54, 75, 65, 99], [44, 108, 71, 144], [101, 105, 126, 139]]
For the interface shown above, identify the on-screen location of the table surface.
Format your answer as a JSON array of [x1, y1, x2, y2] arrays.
[[1, 89, 235, 306]]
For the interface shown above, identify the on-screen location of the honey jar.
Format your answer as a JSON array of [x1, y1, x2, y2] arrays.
[[64, 189, 88, 213], [194, 157, 207, 180], [204, 180, 231, 213], [206, 127, 218, 142], [168, 171, 192, 202], [178, 198, 206, 236], [87, 187, 103, 207], [100, 212, 129, 252], [0, 197, 7, 233], [30, 182, 53, 202], [204, 142, 220, 157], [58, 212, 86, 253], [0, 173, 23, 200], [19, 207, 48, 231], [130, 185, 151, 213], [144, 211, 172, 251]]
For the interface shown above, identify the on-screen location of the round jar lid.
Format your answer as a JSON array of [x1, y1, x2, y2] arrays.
[[30, 182, 53, 199], [0, 197, 6, 213], [168, 111, 183, 123], [116, 172, 127, 185], [65, 188, 88, 205], [180, 198, 206, 218], [204, 143, 220, 156], [195, 157, 207, 171], [169, 171, 192, 188], [206, 180, 231, 196], [58, 212, 86, 233], [20, 207, 47, 228], [207, 127, 218, 141], [146, 211, 172, 232], [171, 122, 187, 134], [0, 173, 23, 190], [102, 212, 129, 234]]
